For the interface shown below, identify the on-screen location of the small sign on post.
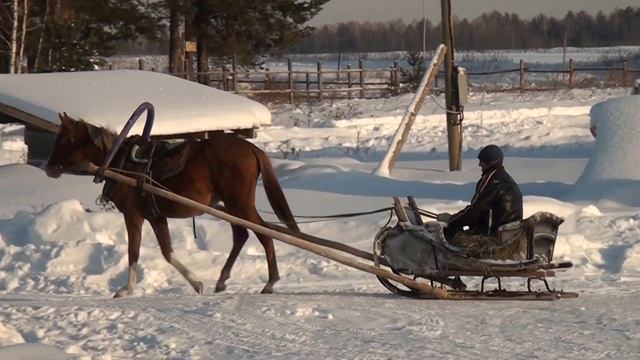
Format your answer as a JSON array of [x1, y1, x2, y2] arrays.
[[185, 41, 197, 53]]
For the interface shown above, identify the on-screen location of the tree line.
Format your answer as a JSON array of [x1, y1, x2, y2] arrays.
[[294, 7, 640, 53], [0, 0, 328, 74], [2, 3, 638, 75]]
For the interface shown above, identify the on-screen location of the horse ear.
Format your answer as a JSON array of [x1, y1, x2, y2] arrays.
[[59, 112, 74, 127]]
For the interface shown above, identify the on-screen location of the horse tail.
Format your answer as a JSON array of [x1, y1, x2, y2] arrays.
[[254, 148, 300, 233]]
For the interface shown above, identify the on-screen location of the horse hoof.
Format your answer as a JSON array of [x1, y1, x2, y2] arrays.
[[215, 283, 226, 293], [193, 281, 204, 295], [260, 287, 273, 294], [114, 288, 131, 298]]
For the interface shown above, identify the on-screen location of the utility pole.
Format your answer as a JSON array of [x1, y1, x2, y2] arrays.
[[441, 0, 462, 171]]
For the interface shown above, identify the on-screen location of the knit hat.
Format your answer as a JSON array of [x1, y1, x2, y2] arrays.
[[477, 144, 504, 165]]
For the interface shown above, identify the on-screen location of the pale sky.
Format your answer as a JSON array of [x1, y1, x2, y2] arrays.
[[310, 0, 640, 25]]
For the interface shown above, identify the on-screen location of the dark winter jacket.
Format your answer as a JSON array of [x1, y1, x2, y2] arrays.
[[445, 165, 523, 239]]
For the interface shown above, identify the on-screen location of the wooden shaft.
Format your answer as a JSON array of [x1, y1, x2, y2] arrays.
[[87, 163, 448, 299]]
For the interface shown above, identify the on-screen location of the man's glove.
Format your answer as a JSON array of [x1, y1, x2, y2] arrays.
[[436, 212, 452, 223]]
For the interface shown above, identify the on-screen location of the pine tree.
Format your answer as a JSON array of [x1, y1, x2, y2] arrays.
[[401, 51, 426, 91], [187, 0, 329, 66], [0, 0, 163, 73]]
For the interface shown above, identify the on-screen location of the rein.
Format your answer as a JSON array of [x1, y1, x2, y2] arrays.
[[260, 204, 438, 225]]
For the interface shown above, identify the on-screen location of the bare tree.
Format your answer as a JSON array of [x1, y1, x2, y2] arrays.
[[9, 0, 18, 73], [17, 0, 28, 73]]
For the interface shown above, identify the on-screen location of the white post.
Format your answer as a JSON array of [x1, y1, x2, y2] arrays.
[[373, 44, 447, 177]]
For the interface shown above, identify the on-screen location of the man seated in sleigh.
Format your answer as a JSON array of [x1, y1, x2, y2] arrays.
[[436, 144, 526, 260]]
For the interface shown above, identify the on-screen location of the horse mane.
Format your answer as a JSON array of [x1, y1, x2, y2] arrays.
[[61, 113, 118, 152]]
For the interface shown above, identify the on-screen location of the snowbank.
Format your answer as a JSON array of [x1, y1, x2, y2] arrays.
[[573, 96, 640, 205], [0, 124, 26, 166], [0, 70, 271, 135]]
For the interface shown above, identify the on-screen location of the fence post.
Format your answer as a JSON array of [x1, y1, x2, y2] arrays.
[[288, 58, 294, 104], [222, 65, 227, 91], [568, 58, 575, 88], [306, 72, 310, 99], [359, 58, 365, 98], [317, 61, 323, 100], [347, 64, 353, 100], [622, 61, 629, 87], [138, 58, 144, 70], [232, 55, 238, 92], [394, 61, 400, 96], [519, 59, 526, 90], [265, 67, 270, 90], [390, 61, 398, 96]]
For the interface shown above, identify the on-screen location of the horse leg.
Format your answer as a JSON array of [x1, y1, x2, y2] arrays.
[[242, 209, 280, 294], [215, 225, 248, 293], [255, 232, 280, 294], [148, 217, 204, 294], [114, 213, 143, 298]]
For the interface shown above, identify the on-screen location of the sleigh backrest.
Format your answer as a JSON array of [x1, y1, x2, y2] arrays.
[[497, 211, 564, 261], [526, 212, 564, 262]]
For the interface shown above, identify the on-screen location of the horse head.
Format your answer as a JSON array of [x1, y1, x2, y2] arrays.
[[46, 113, 117, 178]]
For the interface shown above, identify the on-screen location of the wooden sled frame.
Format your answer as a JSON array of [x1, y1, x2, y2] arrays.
[[372, 196, 578, 300]]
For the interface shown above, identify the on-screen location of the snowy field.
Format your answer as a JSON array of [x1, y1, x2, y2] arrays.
[[2, 86, 640, 358]]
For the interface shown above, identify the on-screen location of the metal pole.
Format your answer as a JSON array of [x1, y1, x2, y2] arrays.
[[441, 0, 462, 171]]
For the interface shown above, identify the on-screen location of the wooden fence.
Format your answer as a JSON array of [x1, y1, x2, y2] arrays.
[[131, 58, 640, 104]]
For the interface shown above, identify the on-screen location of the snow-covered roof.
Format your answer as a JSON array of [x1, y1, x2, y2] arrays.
[[0, 70, 270, 136]]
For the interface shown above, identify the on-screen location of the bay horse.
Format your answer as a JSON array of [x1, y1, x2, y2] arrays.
[[46, 113, 299, 297]]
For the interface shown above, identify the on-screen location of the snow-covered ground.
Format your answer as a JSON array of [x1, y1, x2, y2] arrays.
[[1, 86, 640, 358]]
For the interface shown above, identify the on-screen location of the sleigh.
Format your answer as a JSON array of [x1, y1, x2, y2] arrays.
[[372, 196, 578, 300]]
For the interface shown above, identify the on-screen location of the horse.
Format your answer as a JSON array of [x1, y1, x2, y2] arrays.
[[45, 113, 300, 297]]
